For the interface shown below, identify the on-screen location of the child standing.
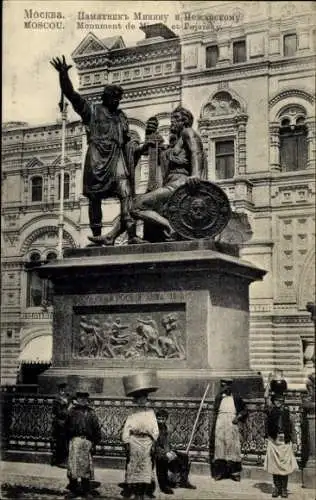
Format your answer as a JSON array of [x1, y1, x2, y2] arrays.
[[65, 388, 102, 498], [264, 393, 298, 498]]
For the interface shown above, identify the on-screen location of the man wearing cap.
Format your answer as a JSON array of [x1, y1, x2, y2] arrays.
[[51, 56, 154, 246], [64, 387, 102, 498], [209, 378, 248, 482], [51, 382, 70, 468]]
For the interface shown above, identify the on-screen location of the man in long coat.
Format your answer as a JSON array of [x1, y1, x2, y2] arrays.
[[209, 378, 248, 481]]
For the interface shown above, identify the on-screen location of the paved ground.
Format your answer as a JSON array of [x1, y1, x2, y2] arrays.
[[0, 462, 314, 500]]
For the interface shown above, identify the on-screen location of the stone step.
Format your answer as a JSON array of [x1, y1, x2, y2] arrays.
[[251, 354, 300, 360], [252, 361, 302, 368], [250, 349, 300, 355], [250, 344, 299, 350]]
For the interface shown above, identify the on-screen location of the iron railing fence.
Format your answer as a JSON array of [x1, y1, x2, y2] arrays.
[[0, 391, 306, 467]]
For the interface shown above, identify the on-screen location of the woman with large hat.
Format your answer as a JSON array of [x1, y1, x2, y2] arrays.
[[121, 371, 159, 500]]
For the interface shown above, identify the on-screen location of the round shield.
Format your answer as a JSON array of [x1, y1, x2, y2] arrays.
[[166, 180, 231, 240]]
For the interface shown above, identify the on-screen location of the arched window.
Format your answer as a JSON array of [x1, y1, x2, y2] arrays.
[[26, 251, 57, 307], [279, 107, 308, 171], [31, 176, 43, 202], [57, 173, 70, 200], [199, 90, 248, 180]]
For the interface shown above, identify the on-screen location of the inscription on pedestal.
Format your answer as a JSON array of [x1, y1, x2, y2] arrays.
[[72, 305, 186, 360]]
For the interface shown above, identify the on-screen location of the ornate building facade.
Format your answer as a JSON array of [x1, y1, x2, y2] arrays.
[[1, 1, 315, 387]]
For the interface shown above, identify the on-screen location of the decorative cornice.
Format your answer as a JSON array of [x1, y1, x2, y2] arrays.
[[2, 120, 82, 135], [110, 44, 180, 67], [182, 56, 314, 86], [273, 315, 313, 324], [75, 55, 110, 70], [85, 83, 181, 103]]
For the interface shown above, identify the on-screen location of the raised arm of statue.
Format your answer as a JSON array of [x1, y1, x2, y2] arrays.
[[50, 55, 91, 124]]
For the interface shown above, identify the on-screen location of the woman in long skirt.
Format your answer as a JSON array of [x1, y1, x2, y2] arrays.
[[121, 390, 159, 500]]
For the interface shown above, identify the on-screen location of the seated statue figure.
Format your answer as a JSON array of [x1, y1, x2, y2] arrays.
[[131, 106, 206, 242]]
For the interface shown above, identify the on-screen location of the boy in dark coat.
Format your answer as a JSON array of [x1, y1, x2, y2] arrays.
[[264, 393, 298, 498], [64, 389, 102, 498], [209, 378, 248, 481], [155, 409, 196, 494]]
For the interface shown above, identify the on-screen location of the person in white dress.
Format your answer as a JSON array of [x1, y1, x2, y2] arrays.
[[121, 390, 159, 500]]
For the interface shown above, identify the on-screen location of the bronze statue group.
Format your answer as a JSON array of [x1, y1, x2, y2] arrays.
[[50, 55, 207, 247]]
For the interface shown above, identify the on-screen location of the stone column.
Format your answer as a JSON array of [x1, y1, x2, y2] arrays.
[[217, 40, 230, 66], [198, 119, 211, 180], [269, 122, 281, 171], [235, 114, 248, 175], [302, 302, 316, 488], [22, 171, 29, 211], [70, 168, 76, 202], [306, 119, 315, 170], [49, 170, 55, 204]]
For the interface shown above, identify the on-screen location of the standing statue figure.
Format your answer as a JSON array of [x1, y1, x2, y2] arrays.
[[131, 106, 206, 241], [88, 115, 166, 245], [50, 56, 151, 245]]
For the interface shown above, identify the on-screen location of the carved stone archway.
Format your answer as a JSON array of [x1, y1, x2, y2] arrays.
[[21, 225, 77, 255]]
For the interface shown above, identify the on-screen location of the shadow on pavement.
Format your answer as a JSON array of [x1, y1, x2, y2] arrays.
[[253, 482, 273, 494], [1, 483, 64, 498], [1, 483, 122, 499]]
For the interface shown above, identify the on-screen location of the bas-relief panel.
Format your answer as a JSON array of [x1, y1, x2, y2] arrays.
[[72, 305, 186, 361]]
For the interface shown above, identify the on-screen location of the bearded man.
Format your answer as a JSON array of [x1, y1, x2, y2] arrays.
[[130, 106, 206, 241]]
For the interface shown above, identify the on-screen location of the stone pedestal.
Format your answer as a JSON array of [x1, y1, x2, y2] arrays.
[[38, 240, 266, 398]]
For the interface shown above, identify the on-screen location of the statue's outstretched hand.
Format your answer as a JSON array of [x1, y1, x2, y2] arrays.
[[50, 55, 72, 73]]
